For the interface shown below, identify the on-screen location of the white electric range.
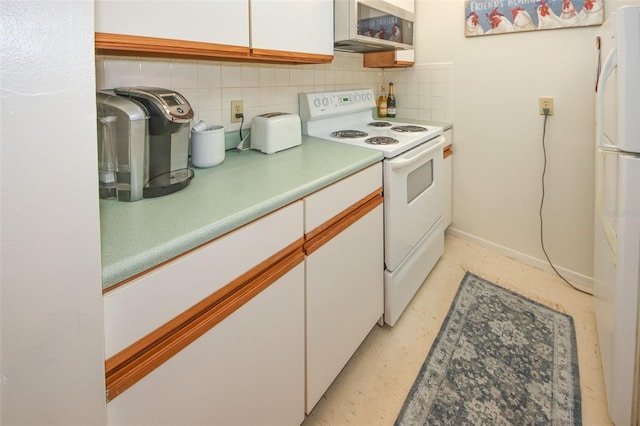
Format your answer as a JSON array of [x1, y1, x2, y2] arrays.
[[299, 89, 446, 326]]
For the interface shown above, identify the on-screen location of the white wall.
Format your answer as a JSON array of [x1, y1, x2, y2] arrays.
[[384, 63, 454, 122], [414, 0, 639, 286], [1, 1, 106, 424]]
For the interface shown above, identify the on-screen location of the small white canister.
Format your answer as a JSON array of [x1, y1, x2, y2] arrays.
[[191, 123, 225, 168]]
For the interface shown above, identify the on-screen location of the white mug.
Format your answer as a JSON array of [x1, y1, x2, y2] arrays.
[[191, 125, 225, 168]]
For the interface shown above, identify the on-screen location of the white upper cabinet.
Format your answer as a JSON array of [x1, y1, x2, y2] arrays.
[[250, 0, 333, 55], [95, 0, 332, 63], [386, 0, 414, 13], [95, 1, 250, 47]]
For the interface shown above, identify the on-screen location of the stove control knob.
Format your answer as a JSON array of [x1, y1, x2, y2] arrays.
[[313, 98, 321, 108], [322, 97, 329, 106], [355, 93, 361, 102]]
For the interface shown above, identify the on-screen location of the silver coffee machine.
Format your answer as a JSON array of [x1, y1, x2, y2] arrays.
[[96, 87, 194, 201]]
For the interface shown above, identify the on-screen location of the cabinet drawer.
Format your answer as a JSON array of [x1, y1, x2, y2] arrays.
[[304, 163, 382, 233], [103, 201, 303, 359]]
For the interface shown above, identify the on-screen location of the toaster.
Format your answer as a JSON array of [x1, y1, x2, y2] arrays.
[[250, 112, 302, 154]]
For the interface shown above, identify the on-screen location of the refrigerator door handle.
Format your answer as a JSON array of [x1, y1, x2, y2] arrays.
[[596, 47, 618, 149], [595, 149, 618, 259]]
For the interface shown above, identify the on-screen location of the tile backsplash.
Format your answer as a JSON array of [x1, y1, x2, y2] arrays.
[[95, 52, 452, 135], [384, 63, 453, 123]]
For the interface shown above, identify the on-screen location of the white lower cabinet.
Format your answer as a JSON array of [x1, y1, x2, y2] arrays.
[[105, 202, 305, 425], [107, 263, 305, 426], [103, 163, 385, 425], [304, 164, 384, 413]]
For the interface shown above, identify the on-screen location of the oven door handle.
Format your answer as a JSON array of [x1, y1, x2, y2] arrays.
[[389, 136, 445, 171]]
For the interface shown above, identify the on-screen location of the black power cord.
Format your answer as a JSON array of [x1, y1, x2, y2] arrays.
[[237, 112, 244, 140], [540, 108, 593, 296]]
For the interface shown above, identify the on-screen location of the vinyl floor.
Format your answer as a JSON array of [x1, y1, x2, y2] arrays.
[[302, 233, 612, 426]]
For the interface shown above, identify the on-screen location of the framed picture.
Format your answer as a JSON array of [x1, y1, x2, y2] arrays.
[[465, 0, 604, 37]]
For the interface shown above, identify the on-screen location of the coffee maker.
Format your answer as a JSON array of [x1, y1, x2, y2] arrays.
[[96, 87, 194, 201]]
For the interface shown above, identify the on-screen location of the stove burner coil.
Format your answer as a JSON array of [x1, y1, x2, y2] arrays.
[[365, 136, 399, 145], [368, 121, 392, 127], [391, 125, 427, 133], [331, 130, 368, 138]]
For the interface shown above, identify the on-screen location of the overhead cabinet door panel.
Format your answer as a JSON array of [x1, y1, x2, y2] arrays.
[[251, 0, 333, 55], [95, 0, 250, 47]]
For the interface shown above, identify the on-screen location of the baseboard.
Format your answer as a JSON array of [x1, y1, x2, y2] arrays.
[[446, 227, 594, 292]]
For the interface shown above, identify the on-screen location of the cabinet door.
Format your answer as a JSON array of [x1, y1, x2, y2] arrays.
[[95, 0, 249, 47], [304, 164, 384, 413], [305, 205, 383, 413], [107, 263, 305, 426], [251, 0, 333, 55]]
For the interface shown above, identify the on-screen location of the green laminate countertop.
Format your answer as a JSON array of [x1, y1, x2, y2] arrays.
[[99, 137, 383, 290]]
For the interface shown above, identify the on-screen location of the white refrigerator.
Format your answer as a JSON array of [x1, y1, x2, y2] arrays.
[[594, 5, 640, 426]]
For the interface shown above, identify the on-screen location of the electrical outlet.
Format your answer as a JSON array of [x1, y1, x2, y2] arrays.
[[539, 97, 554, 115], [231, 100, 244, 123]]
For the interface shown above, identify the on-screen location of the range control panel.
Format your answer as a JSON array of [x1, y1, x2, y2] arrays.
[[299, 89, 376, 121]]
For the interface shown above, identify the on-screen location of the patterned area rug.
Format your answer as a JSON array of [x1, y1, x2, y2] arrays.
[[395, 272, 582, 425]]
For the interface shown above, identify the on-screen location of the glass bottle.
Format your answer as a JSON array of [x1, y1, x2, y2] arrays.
[[387, 82, 396, 118], [378, 85, 387, 118]]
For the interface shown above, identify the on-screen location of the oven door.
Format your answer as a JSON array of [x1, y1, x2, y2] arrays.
[[383, 136, 445, 271]]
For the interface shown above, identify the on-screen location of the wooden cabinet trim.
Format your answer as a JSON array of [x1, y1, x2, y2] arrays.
[[363, 51, 414, 68], [443, 144, 452, 159], [250, 48, 333, 64], [304, 188, 383, 256], [105, 237, 304, 402], [95, 32, 251, 61], [95, 33, 333, 65]]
